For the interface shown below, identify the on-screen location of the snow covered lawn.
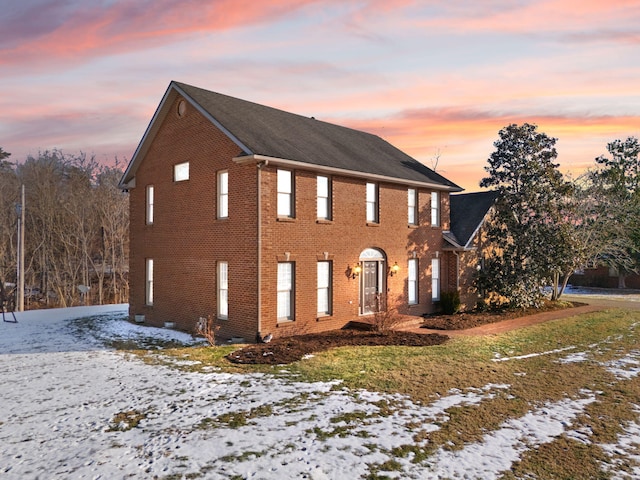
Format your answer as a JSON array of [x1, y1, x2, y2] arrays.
[[0, 306, 638, 479]]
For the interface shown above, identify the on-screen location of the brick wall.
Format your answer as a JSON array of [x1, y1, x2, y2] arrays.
[[129, 96, 259, 339], [258, 166, 449, 338]]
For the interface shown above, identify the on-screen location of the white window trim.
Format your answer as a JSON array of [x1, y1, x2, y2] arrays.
[[277, 262, 294, 321], [277, 169, 294, 218], [431, 258, 440, 301], [408, 188, 417, 225], [408, 258, 418, 305], [174, 162, 190, 182], [431, 191, 440, 227], [145, 258, 154, 306], [146, 185, 154, 225], [218, 261, 228, 319], [218, 170, 229, 219], [366, 182, 378, 223], [317, 261, 332, 316], [317, 175, 331, 220]]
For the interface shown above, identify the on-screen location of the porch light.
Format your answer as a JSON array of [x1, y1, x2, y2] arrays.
[[389, 262, 400, 277], [351, 265, 362, 279]]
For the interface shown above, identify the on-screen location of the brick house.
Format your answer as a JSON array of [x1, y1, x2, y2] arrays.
[[444, 191, 499, 309], [120, 81, 466, 341]]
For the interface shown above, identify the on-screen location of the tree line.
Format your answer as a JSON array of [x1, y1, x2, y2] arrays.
[[0, 148, 128, 309], [477, 124, 640, 308]]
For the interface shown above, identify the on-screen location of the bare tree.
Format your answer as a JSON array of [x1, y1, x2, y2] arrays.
[[0, 149, 19, 288], [3, 150, 129, 309]]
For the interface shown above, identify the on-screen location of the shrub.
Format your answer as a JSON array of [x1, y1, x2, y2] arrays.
[[440, 290, 461, 315], [371, 294, 403, 334], [195, 315, 220, 346]]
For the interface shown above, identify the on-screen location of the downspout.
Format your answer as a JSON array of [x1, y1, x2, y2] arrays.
[[454, 251, 460, 290], [256, 160, 268, 337]]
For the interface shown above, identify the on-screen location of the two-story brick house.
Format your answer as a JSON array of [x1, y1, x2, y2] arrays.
[[120, 81, 463, 341]]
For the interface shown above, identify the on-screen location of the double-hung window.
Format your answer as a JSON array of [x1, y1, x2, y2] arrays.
[[146, 185, 154, 225], [174, 162, 190, 182], [431, 258, 440, 301], [145, 259, 154, 305], [431, 192, 440, 226], [277, 169, 294, 217], [218, 171, 228, 219], [218, 261, 228, 319], [317, 261, 332, 316], [277, 262, 294, 321], [366, 182, 378, 223], [317, 175, 331, 220], [408, 188, 417, 225], [408, 259, 418, 305]]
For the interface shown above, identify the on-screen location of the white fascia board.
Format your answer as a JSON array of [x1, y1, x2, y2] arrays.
[[119, 84, 176, 189], [463, 206, 494, 249], [171, 83, 253, 155], [234, 154, 461, 191], [118, 82, 255, 190]]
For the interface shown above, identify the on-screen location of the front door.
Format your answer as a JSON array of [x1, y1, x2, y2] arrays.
[[361, 261, 379, 314]]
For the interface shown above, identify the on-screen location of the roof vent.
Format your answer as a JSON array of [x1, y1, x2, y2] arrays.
[[177, 100, 187, 118]]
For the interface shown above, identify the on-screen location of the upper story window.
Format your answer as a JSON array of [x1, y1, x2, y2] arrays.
[[146, 185, 154, 225], [218, 170, 228, 219], [317, 175, 331, 220], [174, 162, 190, 182], [366, 182, 378, 223], [277, 169, 294, 217], [408, 188, 417, 225], [431, 191, 440, 226]]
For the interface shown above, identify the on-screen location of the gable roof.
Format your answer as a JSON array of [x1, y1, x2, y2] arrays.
[[120, 81, 462, 191], [447, 190, 499, 249]]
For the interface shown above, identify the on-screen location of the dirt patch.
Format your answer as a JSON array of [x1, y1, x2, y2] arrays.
[[421, 301, 587, 331], [226, 330, 448, 365]]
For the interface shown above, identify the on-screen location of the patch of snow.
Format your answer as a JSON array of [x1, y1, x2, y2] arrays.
[[603, 350, 640, 379], [558, 351, 590, 364], [493, 346, 576, 362], [600, 416, 640, 477], [425, 391, 597, 479]]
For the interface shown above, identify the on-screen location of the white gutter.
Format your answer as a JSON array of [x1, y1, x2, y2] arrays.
[[234, 154, 462, 192]]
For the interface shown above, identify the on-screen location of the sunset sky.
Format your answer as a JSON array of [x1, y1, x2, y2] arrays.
[[2, 0, 640, 191]]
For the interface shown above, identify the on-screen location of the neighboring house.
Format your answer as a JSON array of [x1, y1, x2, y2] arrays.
[[444, 190, 500, 309], [119, 81, 464, 341], [570, 266, 640, 290]]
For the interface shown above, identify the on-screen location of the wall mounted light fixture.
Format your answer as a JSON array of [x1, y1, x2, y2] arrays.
[[351, 264, 362, 279], [389, 262, 400, 277]]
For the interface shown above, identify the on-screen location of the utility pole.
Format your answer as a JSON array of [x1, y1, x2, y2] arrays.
[[16, 185, 25, 312]]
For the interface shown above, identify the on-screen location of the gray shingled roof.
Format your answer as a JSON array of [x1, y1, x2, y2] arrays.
[[170, 82, 461, 189], [448, 190, 499, 248]]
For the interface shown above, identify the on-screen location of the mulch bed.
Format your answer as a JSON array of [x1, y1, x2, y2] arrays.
[[226, 330, 448, 365], [226, 301, 585, 365], [421, 301, 587, 330]]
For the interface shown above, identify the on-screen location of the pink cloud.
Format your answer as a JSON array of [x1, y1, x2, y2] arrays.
[[0, 0, 326, 69], [412, 0, 640, 41]]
